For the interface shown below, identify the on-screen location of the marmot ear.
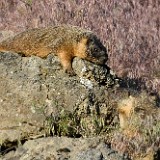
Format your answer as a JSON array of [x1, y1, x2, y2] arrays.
[[87, 34, 97, 44], [79, 37, 88, 45]]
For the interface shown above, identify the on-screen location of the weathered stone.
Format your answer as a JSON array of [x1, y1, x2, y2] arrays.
[[1, 137, 128, 160], [0, 52, 120, 159]]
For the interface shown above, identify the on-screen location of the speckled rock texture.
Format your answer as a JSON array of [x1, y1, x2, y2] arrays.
[[1, 137, 128, 160], [0, 51, 124, 159]]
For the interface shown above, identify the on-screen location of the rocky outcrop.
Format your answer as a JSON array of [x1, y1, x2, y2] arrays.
[[0, 51, 159, 160], [0, 51, 122, 159], [2, 136, 127, 160]]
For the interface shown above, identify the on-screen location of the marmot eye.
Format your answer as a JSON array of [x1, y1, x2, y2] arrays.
[[94, 48, 98, 52]]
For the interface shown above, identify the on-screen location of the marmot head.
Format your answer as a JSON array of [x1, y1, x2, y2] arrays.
[[85, 34, 108, 65]]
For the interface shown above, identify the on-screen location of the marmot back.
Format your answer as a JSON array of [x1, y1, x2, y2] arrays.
[[0, 25, 108, 75]]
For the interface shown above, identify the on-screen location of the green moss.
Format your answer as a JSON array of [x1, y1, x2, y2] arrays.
[[25, 0, 33, 6], [44, 106, 116, 138]]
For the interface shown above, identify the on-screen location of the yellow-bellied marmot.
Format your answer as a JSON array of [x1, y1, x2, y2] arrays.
[[0, 25, 108, 75]]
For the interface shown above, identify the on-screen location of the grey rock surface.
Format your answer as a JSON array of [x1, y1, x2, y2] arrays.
[[0, 52, 124, 159], [2, 137, 127, 160]]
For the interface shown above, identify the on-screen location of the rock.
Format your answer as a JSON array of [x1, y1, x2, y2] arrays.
[[0, 52, 120, 158], [0, 52, 159, 159], [1, 137, 128, 160], [72, 57, 118, 88]]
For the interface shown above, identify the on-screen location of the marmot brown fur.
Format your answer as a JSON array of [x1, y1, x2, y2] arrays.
[[0, 25, 108, 75]]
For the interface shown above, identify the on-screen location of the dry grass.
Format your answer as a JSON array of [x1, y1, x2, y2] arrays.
[[113, 91, 160, 159]]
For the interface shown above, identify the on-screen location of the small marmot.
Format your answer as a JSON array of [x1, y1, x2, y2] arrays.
[[0, 25, 108, 75], [117, 96, 135, 129]]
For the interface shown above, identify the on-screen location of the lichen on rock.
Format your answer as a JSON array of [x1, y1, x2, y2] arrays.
[[0, 51, 120, 157]]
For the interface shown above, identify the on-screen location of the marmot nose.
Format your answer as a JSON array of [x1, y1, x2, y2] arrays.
[[98, 57, 107, 65], [103, 59, 107, 64], [101, 55, 108, 63]]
